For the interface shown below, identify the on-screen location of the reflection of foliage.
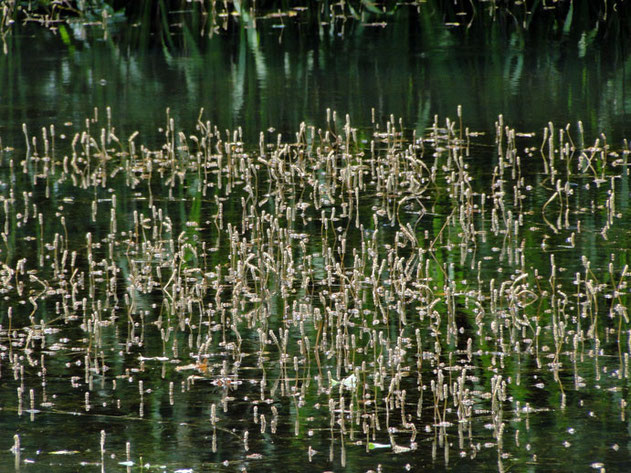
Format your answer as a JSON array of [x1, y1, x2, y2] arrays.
[[1, 1, 629, 153], [1, 1, 630, 56]]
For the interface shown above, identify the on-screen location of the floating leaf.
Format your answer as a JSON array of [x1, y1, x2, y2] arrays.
[[368, 442, 391, 450], [331, 373, 357, 389]]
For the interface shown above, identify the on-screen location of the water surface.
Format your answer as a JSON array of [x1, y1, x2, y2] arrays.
[[1, 4, 631, 473]]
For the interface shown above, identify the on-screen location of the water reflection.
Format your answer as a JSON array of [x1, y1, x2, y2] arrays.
[[0, 4, 629, 147]]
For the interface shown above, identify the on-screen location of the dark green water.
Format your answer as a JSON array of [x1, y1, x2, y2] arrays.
[[1, 5, 629, 144], [0, 4, 631, 473]]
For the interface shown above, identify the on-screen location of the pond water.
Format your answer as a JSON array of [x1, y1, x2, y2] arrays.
[[1, 3, 631, 473], [1, 4, 629, 143]]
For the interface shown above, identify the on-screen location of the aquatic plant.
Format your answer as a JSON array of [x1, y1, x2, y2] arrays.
[[1, 106, 630, 471]]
